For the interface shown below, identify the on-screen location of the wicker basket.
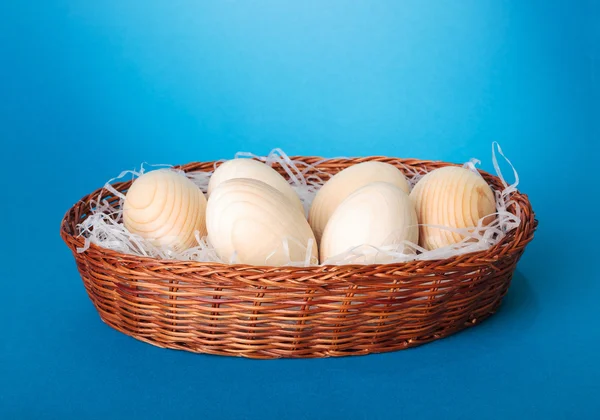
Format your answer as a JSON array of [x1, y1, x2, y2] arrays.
[[61, 156, 537, 359]]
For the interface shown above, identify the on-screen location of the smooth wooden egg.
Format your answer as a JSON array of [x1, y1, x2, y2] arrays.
[[206, 178, 318, 266], [207, 158, 304, 214], [409, 166, 496, 250], [320, 182, 418, 262], [309, 162, 410, 243], [123, 169, 207, 251]]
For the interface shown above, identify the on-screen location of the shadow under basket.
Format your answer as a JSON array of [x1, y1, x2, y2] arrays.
[[61, 156, 537, 359]]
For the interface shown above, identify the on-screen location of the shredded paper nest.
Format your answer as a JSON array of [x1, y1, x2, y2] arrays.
[[77, 143, 521, 266]]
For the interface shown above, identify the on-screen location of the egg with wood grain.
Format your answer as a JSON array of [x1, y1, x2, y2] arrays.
[[309, 161, 410, 244], [123, 169, 207, 251], [206, 178, 317, 266], [207, 158, 304, 214], [409, 166, 496, 250], [319, 182, 418, 263]]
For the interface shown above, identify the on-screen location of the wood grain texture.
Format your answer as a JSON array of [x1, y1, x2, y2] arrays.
[[61, 156, 537, 359], [410, 166, 496, 250], [206, 178, 317, 266], [123, 169, 207, 251]]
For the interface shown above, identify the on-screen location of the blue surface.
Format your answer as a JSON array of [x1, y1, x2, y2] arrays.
[[1, 1, 598, 419]]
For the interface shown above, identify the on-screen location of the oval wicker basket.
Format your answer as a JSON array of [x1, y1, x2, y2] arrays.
[[61, 156, 537, 359]]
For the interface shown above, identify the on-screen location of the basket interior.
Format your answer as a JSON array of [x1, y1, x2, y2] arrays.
[[62, 155, 526, 270]]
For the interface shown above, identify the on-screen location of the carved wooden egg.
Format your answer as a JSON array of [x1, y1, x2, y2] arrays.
[[320, 182, 418, 262], [409, 166, 496, 250], [206, 178, 318, 266], [123, 169, 208, 251], [309, 162, 410, 244]]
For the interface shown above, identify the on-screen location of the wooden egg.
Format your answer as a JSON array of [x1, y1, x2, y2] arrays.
[[309, 162, 410, 243], [320, 182, 418, 262], [409, 166, 496, 250], [207, 158, 304, 214], [206, 178, 318, 266], [123, 169, 207, 251]]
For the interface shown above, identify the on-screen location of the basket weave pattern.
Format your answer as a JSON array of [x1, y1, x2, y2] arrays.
[[61, 157, 537, 358]]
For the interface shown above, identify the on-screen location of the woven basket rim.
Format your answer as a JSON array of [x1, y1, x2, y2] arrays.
[[60, 155, 536, 273]]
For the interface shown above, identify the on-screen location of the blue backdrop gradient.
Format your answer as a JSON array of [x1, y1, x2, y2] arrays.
[[1, 1, 598, 419]]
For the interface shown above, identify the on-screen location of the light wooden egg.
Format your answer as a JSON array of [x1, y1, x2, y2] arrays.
[[320, 182, 418, 262], [206, 178, 318, 266], [123, 169, 207, 251], [309, 162, 410, 243], [409, 166, 496, 250], [207, 158, 304, 214]]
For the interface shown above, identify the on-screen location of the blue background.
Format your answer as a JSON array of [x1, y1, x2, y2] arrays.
[[1, 1, 598, 418]]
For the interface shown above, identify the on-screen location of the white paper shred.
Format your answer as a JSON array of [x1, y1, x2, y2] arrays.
[[77, 142, 521, 266]]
